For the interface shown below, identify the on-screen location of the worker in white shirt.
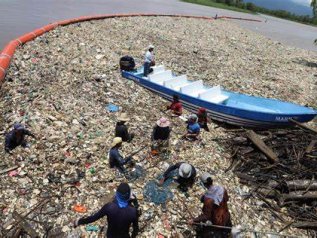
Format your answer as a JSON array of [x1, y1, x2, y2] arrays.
[[143, 45, 155, 77]]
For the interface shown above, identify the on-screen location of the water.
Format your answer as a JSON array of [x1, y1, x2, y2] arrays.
[[0, 0, 316, 51]]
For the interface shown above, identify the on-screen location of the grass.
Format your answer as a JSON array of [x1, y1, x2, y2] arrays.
[[181, 0, 253, 14]]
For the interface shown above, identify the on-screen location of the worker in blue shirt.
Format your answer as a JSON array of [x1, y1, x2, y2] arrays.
[[5, 123, 36, 153], [185, 114, 200, 140], [74, 183, 139, 238], [109, 137, 132, 173]]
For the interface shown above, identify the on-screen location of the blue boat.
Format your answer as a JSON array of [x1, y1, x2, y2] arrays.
[[121, 65, 317, 128]]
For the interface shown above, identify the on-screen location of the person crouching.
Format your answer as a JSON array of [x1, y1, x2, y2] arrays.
[[151, 117, 171, 154]]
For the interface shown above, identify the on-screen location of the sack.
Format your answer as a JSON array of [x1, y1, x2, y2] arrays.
[[150, 60, 156, 67], [119, 55, 135, 71]]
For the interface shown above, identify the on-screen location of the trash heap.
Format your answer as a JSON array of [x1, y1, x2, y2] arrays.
[[0, 16, 316, 237]]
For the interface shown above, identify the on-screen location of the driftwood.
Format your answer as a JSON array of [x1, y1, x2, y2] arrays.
[[0, 165, 19, 175], [13, 211, 39, 238], [283, 191, 317, 202], [306, 140, 317, 154], [268, 180, 317, 191], [246, 130, 278, 163], [293, 222, 317, 230], [235, 172, 257, 182], [289, 119, 317, 134]]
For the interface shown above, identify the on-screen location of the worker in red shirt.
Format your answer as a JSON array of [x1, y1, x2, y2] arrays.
[[166, 94, 183, 116], [197, 107, 209, 131]]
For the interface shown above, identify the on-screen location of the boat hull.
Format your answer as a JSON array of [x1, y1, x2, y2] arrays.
[[122, 71, 316, 128]]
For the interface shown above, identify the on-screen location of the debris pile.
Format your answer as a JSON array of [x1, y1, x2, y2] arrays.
[[0, 16, 316, 237], [224, 127, 317, 236]]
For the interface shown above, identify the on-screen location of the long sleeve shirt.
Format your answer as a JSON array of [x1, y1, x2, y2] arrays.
[[194, 188, 231, 226], [115, 123, 131, 142], [163, 162, 196, 187], [78, 200, 139, 238], [5, 129, 34, 152], [109, 147, 128, 173], [152, 126, 170, 141]]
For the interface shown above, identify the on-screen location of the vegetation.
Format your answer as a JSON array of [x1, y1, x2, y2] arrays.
[[312, 0, 317, 18], [181, 0, 252, 13], [182, 0, 317, 26]]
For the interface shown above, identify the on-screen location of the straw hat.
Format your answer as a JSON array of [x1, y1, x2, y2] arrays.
[[156, 117, 170, 127], [179, 163, 192, 178], [111, 137, 122, 147], [118, 113, 130, 122]]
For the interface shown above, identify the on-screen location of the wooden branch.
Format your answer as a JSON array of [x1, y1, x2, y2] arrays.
[[13, 211, 39, 238], [0, 165, 19, 175], [268, 180, 317, 191], [283, 191, 317, 202], [306, 140, 317, 154], [292, 222, 317, 229], [289, 119, 317, 134], [246, 130, 278, 163]]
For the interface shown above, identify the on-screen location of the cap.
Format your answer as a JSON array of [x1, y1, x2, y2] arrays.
[[111, 137, 122, 147], [179, 163, 192, 178], [14, 123, 24, 131], [201, 172, 212, 183], [117, 182, 131, 200], [189, 114, 198, 122], [148, 45, 154, 49]]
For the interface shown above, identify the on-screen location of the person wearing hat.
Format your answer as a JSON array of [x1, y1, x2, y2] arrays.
[[159, 162, 196, 192], [115, 113, 134, 143], [197, 107, 209, 132], [166, 94, 183, 116], [184, 114, 200, 140], [109, 137, 132, 173], [5, 123, 36, 153], [151, 117, 171, 153], [143, 45, 155, 77], [189, 172, 232, 237], [74, 182, 139, 238]]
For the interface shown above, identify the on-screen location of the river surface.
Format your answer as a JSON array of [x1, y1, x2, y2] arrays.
[[0, 0, 316, 51]]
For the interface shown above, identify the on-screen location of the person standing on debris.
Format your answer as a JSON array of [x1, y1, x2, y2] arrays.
[[74, 182, 139, 238], [151, 117, 171, 153], [184, 114, 200, 140], [5, 123, 36, 153], [159, 162, 196, 192], [190, 172, 232, 238], [166, 94, 183, 116], [143, 45, 155, 77], [109, 137, 132, 173], [115, 113, 134, 143], [197, 108, 209, 132]]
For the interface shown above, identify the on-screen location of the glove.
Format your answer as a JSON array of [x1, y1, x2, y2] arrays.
[[73, 219, 79, 228], [200, 195, 205, 203]]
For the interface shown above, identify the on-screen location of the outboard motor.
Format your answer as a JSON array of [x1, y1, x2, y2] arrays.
[[119, 55, 135, 71]]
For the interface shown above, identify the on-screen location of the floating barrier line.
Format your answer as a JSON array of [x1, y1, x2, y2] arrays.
[[0, 13, 261, 85]]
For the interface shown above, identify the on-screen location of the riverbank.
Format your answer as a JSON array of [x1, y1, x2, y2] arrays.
[[0, 16, 316, 237]]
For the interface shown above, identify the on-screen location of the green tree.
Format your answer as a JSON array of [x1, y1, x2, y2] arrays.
[[312, 0, 317, 17]]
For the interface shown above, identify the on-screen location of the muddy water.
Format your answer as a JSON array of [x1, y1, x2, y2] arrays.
[[0, 0, 316, 51]]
